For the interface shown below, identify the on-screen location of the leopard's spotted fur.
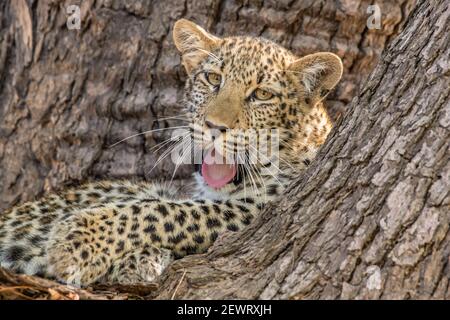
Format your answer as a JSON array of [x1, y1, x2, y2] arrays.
[[0, 19, 342, 286]]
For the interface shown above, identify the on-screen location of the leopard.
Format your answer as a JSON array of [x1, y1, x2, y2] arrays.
[[0, 19, 342, 287]]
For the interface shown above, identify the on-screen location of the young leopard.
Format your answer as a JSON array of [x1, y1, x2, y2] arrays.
[[0, 19, 342, 286]]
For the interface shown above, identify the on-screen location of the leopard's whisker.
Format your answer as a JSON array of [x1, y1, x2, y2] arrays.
[[147, 134, 190, 177], [242, 163, 247, 202], [238, 153, 259, 198], [274, 153, 296, 171], [246, 153, 268, 202], [156, 115, 191, 122], [247, 144, 284, 189], [149, 134, 185, 154], [237, 153, 253, 197], [194, 47, 222, 64], [150, 139, 177, 155], [109, 126, 190, 148], [168, 137, 192, 189], [150, 132, 189, 159], [247, 144, 283, 174], [248, 160, 267, 201]]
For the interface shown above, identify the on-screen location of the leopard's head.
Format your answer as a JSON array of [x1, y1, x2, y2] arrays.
[[172, 19, 342, 191]]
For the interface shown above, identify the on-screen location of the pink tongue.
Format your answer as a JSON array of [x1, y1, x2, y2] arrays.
[[201, 148, 237, 189]]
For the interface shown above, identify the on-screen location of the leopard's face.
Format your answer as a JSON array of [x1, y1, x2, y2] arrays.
[[184, 37, 300, 164], [173, 20, 342, 191]]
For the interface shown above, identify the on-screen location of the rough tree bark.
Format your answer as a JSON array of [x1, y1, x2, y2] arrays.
[[151, 0, 449, 299], [0, 0, 415, 211]]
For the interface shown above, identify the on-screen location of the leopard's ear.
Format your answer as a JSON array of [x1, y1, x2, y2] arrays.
[[288, 52, 343, 108], [173, 19, 221, 74]]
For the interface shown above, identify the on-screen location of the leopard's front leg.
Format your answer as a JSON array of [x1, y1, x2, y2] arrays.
[[46, 197, 260, 286], [105, 244, 173, 284], [46, 206, 125, 286]]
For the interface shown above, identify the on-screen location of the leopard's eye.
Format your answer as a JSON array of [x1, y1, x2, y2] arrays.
[[253, 88, 274, 101], [205, 72, 222, 86]]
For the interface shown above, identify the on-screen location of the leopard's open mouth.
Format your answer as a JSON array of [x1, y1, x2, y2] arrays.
[[196, 147, 246, 189], [196, 163, 245, 188]]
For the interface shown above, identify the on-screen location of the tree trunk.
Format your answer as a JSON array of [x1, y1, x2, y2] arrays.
[[0, 0, 414, 211], [151, 0, 450, 299]]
